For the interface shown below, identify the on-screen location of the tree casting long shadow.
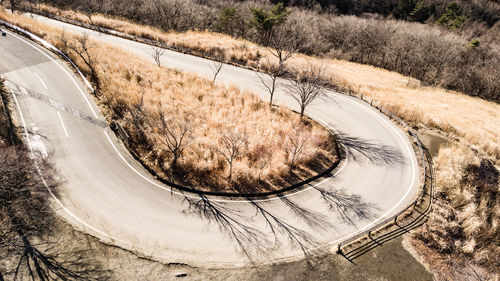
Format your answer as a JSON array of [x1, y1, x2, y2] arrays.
[[173, 131, 395, 262]]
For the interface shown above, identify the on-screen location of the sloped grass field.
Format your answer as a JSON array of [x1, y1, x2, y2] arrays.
[[0, 9, 337, 194], [18, 4, 500, 162], [1, 6, 498, 279]]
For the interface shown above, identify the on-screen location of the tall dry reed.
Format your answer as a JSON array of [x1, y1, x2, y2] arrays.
[[0, 9, 336, 193]]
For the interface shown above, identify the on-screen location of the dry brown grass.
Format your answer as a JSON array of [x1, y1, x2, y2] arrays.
[[3, 6, 500, 277], [32, 5, 500, 275], [25, 4, 500, 162], [411, 144, 499, 279], [0, 9, 336, 194]]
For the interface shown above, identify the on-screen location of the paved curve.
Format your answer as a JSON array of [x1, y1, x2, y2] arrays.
[[0, 15, 419, 267]]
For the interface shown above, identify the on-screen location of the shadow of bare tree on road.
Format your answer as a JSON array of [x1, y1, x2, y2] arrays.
[[180, 192, 270, 262], [278, 195, 331, 231], [249, 200, 321, 259], [335, 131, 406, 166], [176, 181, 376, 263], [174, 130, 389, 263], [312, 185, 378, 225]]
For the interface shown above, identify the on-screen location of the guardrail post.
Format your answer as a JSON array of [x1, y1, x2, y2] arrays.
[[394, 215, 398, 224], [337, 243, 342, 254], [368, 230, 371, 238]]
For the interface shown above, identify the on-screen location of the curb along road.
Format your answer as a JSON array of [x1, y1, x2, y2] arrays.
[[0, 16, 428, 267]]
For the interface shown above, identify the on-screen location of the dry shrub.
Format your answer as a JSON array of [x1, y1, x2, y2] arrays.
[[412, 144, 499, 277], [93, 47, 336, 193], [11, 5, 500, 162], [0, 9, 336, 193]]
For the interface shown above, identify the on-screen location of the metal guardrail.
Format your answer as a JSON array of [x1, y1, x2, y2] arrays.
[[0, 18, 341, 198], [0, 19, 94, 92], [23, 8, 249, 66], [340, 147, 434, 260], [2, 15, 433, 253], [334, 91, 433, 253]]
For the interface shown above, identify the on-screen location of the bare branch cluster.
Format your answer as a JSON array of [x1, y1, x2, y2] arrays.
[[215, 128, 248, 180], [0, 146, 108, 280], [154, 109, 193, 170], [211, 54, 224, 82], [286, 125, 310, 172], [150, 46, 166, 67], [57, 31, 100, 94], [286, 64, 327, 118]]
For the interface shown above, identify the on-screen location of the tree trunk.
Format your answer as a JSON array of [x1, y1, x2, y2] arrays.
[[9, 0, 15, 12], [172, 153, 178, 170]]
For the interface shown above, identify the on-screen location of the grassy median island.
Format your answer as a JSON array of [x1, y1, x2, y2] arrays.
[[2, 6, 499, 279], [96, 53, 338, 194], [0, 10, 337, 194]]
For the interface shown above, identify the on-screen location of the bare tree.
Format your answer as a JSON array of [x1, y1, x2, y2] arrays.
[[58, 31, 100, 95], [129, 91, 146, 131], [255, 19, 306, 106], [215, 128, 248, 180], [150, 46, 166, 67], [153, 0, 194, 32], [285, 126, 310, 172], [78, 0, 104, 26], [286, 64, 327, 118], [154, 109, 192, 170], [269, 18, 308, 68], [255, 59, 285, 106], [211, 56, 224, 83], [251, 144, 272, 181], [0, 146, 109, 280]]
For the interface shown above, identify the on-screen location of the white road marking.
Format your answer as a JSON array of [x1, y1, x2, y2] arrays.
[[57, 111, 69, 137], [5, 25, 355, 202], [5, 30, 99, 118], [10, 85, 116, 241], [34, 71, 48, 90], [6, 28, 350, 204], [5, 24, 420, 259]]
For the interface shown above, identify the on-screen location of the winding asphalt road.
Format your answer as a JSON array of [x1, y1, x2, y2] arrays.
[[0, 15, 420, 267]]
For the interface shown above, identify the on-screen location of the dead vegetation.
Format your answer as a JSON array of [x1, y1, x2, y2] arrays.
[[410, 144, 499, 280], [5, 4, 499, 162], [21, 1, 500, 103], [0, 81, 109, 280], [2, 6, 499, 278], [0, 10, 337, 194]]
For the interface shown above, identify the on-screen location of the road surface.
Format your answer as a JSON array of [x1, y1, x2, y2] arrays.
[[0, 16, 419, 267]]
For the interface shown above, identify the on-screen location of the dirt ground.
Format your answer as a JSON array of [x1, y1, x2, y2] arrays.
[[14, 220, 432, 281]]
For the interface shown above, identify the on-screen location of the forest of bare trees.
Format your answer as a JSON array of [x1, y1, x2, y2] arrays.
[[16, 0, 500, 102]]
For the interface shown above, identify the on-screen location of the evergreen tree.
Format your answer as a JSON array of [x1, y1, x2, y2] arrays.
[[249, 3, 290, 45], [409, 2, 430, 23]]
